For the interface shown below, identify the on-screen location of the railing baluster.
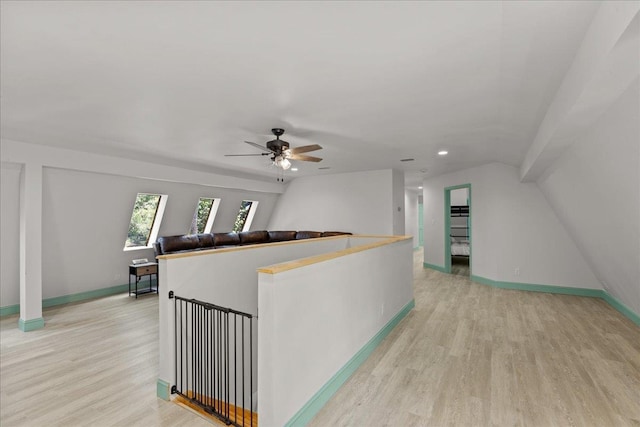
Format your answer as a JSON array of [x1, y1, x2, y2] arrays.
[[242, 317, 245, 415], [234, 314, 237, 426], [174, 296, 177, 397], [218, 309, 221, 412], [225, 312, 229, 420], [250, 317, 253, 427], [190, 303, 194, 399], [172, 295, 253, 427]]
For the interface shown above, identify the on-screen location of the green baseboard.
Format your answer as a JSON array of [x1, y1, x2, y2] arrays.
[[470, 275, 639, 327], [423, 262, 447, 273], [431, 263, 638, 327], [0, 304, 20, 317], [285, 299, 416, 427], [602, 292, 640, 327], [42, 283, 130, 308], [0, 282, 141, 318], [469, 275, 603, 297], [18, 317, 44, 332], [157, 379, 172, 400]]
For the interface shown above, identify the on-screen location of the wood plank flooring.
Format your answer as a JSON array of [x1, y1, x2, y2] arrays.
[[0, 294, 210, 427], [1, 249, 638, 426], [308, 249, 640, 426]]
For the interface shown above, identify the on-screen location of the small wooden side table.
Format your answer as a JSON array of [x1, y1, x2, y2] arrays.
[[128, 262, 158, 298]]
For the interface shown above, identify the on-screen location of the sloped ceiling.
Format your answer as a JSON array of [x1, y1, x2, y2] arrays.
[[0, 1, 613, 186]]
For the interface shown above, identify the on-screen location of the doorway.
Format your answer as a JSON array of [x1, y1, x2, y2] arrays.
[[444, 184, 471, 276]]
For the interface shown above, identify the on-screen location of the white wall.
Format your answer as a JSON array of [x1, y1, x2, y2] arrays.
[[1, 139, 283, 194], [451, 187, 469, 206], [258, 237, 413, 426], [423, 162, 601, 288], [0, 163, 21, 307], [268, 169, 402, 235], [538, 81, 640, 313], [0, 140, 282, 308], [36, 167, 279, 301], [392, 169, 405, 235], [404, 190, 419, 248]]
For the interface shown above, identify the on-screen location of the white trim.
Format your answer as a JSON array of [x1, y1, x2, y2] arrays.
[[242, 200, 259, 231], [1, 139, 283, 194], [122, 193, 168, 251], [203, 198, 221, 233]]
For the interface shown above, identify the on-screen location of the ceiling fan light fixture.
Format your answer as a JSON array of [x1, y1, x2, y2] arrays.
[[275, 156, 291, 170]]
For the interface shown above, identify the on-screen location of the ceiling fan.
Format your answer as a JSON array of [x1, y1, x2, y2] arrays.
[[225, 128, 322, 170]]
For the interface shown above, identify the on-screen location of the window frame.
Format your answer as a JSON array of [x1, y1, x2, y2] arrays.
[[232, 200, 259, 233], [123, 193, 168, 251], [189, 197, 221, 234]]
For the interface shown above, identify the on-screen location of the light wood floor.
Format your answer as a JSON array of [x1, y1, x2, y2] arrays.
[[0, 294, 211, 427], [309, 249, 640, 426], [1, 249, 639, 426], [451, 256, 470, 277]]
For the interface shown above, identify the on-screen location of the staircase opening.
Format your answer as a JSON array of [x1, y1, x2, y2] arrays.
[[171, 293, 257, 427]]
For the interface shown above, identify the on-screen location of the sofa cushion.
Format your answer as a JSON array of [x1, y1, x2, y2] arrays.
[[322, 231, 353, 237], [213, 232, 241, 247], [268, 230, 298, 242], [196, 233, 215, 249], [238, 230, 270, 245], [295, 231, 323, 240], [158, 234, 200, 254]]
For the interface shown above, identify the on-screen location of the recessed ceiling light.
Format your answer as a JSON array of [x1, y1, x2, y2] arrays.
[[438, 150, 448, 156], [418, 186, 423, 189], [291, 167, 298, 171]]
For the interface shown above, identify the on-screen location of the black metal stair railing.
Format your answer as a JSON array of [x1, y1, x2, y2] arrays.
[[170, 291, 254, 427]]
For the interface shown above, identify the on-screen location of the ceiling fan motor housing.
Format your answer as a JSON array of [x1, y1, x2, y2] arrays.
[[267, 128, 290, 155], [266, 139, 290, 154]]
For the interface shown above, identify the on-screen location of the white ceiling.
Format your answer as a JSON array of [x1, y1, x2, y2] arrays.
[[0, 1, 612, 187]]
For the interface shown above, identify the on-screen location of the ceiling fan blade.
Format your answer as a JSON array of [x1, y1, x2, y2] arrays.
[[289, 154, 323, 162], [225, 153, 270, 157], [244, 141, 271, 152], [288, 144, 322, 155]]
